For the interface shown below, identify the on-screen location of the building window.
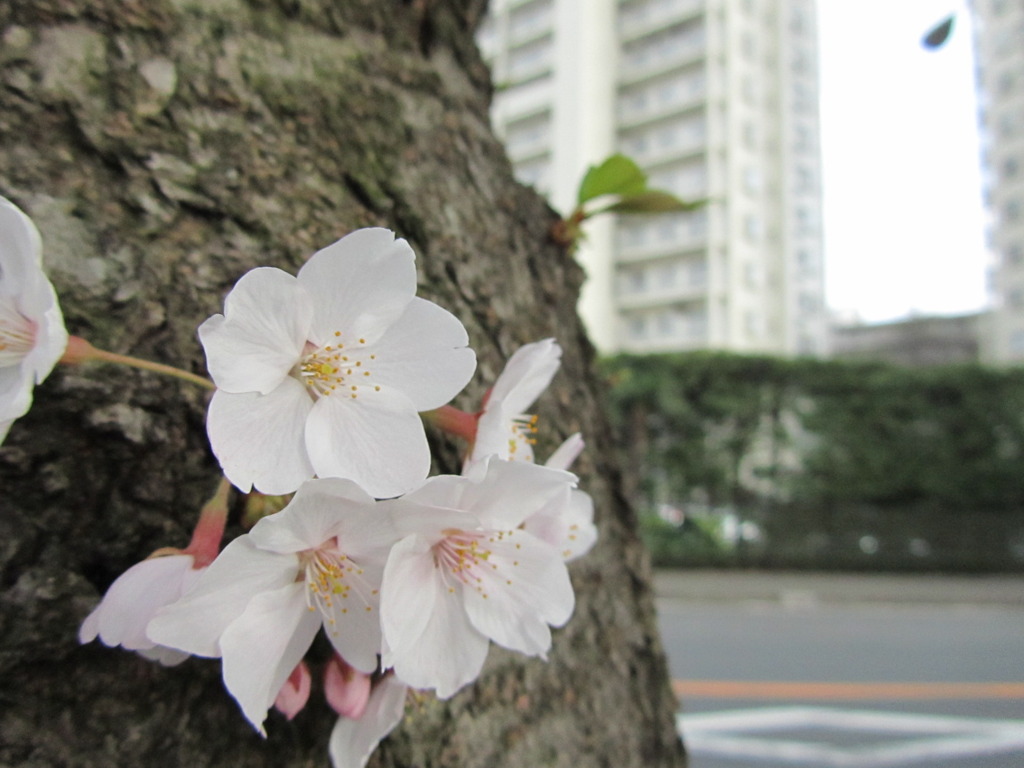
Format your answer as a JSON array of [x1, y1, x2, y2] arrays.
[[794, 124, 813, 152], [507, 38, 552, 82], [509, 1, 553, 44], [1010, 329, 1024, 356], [744, 214, 762, 240], [998, 111, 1015, 138], [743, 121, 757, 149], [652, 261, 676, 288], [624, 267, 647, 294], [688, 259, 708, 287], [618, 222, 648, 248], [795, 206, 815, 234], [744, 166, 762, 193], [795, 166, 813, 192], [504, 112, 551, 157], [797, 248, 817, 273], [627, 315, 648, 340], [798, 292, 819, 313], [790, 7, 806, 34], [997, 71, 1015, 96], [792, 48, 808, 74], [657, 219, 679, 243], [1006, 242, 1023, 266], [514, 157, 550, 191]]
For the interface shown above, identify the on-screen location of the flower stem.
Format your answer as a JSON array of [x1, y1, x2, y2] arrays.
[[185, 477, 232, 568], [422, 405, 479, 442], [61, 335, 214, 390]]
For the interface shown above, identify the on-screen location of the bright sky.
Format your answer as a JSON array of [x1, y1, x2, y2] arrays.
[[817, 0, 989, 323]]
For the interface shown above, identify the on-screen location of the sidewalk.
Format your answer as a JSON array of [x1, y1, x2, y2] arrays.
[[653, 568, 1024, 607]]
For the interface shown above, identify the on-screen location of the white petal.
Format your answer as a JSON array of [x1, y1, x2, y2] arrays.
[[460, 458, 578, 530], [0, 365, 31, 425], [381, 535, 489, 698], [198, 267, 312, 394], [385, 494, 478, 540], [137, 644, 191, 666], [220, 581, 321, 735], [395, 473, 469, 513], [79, 555, 195, 652], [487, 339, 561, 416], [320, 557, 386, 674], [462, 529, 575, 655], [305, 387, 430, 498], [147, 537, 296, 657], [328, 676, 408, 768], [470, 406, 535, 465], [0, 197, 43, 293], [206, 381, 314, 494], [380, 535, 437, 653], [544, 433, 585, 471], [248, 478, 383, 554], [367, 298, 476, 410], [524, 488, 597, 562], [0, 198, 67, 434], [297, 228, 416, 345], [8, 259, 67, 387]]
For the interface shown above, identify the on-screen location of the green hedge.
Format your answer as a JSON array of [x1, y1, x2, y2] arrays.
[[603, 352, 1024, 572]]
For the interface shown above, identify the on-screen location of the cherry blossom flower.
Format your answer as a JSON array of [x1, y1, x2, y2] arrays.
[[199, 228, 476, 498], [80, 478, 229, 665], [466, 340, 598, 562], [0, 196, 67, 442], [78, 554, 203, 666], [380, 458, 577, 698], [467, 338, 561, 467], [328, 675, 407, 768], [524, 432, 598, 562], [148, 478, 398, 734]]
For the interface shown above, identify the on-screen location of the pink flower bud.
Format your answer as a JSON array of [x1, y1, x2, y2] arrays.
[[324, 654, 371, 720]]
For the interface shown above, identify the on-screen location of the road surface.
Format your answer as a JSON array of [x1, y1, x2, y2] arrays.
[[654, 570, 1024, 768]]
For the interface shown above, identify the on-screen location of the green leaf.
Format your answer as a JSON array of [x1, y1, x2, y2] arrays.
[[601, 190, 708, 215], [577, 154, 648, 205]]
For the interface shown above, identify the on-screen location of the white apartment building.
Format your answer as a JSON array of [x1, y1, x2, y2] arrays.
[[479, 0, 827, 356], [971, 0, 1024, 363]]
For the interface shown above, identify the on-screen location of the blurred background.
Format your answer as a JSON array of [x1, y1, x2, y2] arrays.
[[477, 0, 1024, 575], [478, 1, 1023, 765]]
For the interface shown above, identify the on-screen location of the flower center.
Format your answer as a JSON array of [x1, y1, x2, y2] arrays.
[[303, 542, 378, 632], [296, 331, 379, 400], [433, 529, 514, 598], [507, 414, 539, 459], [0, 297, 36, 368]]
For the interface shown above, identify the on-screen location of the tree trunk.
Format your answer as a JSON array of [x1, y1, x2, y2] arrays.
[[0, 2, 685, 766]]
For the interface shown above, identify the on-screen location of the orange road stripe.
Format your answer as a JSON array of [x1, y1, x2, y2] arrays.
[[672, 679, 1024, 701]]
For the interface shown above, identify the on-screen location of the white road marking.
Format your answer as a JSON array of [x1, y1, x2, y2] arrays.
[[678, 706, 1024, 766]]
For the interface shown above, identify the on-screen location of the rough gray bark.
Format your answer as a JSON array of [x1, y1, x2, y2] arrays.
[[0, 1, 686, 766]]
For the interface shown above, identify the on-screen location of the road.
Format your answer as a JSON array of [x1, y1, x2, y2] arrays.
[[654, 570, 1024, 768]]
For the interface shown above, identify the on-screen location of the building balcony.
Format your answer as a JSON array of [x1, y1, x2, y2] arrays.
[[617, 89, 707, 130], [619, 123, 707, 168], [619, 37, 707, 85], [619, 0, 705, 43], [616, 281, 708, 310], [616, 235, 708, 262]]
